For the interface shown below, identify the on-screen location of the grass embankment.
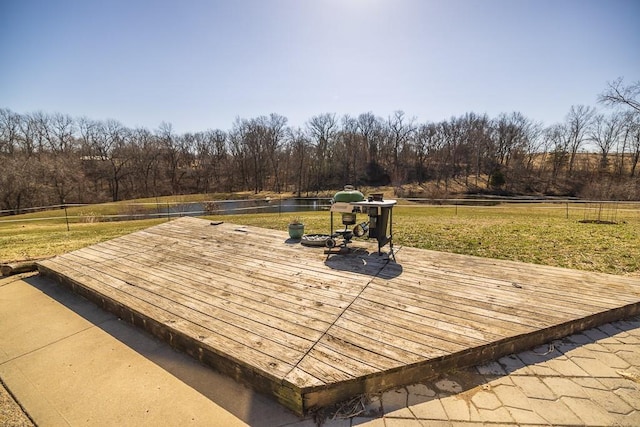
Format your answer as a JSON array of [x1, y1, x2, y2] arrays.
[[1, 200, 639, 277]]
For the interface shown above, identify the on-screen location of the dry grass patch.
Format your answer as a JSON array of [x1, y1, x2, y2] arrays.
[[0, 219, 164, 262]]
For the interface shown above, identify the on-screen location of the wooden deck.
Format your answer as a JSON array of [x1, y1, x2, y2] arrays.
[[37, 217, 640, 415]]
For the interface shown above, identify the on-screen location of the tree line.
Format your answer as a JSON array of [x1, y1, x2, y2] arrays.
[[1, 79, 639, 214]]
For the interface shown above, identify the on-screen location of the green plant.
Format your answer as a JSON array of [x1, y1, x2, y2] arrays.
[[489, 170, 506, 188]]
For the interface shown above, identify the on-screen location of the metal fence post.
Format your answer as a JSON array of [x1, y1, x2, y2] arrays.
[[63, 201, 70, 232]]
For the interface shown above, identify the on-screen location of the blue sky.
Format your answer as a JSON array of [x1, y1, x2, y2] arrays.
[[1, 0, 638, 133]]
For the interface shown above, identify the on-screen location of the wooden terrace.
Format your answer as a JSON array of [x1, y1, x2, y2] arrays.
[[37, 217, 640, 415]]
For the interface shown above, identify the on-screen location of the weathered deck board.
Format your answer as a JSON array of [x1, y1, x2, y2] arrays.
[[37, 216, 640, 415]]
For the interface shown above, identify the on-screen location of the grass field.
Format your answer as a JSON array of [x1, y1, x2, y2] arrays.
[[1, 200, 639, 277]]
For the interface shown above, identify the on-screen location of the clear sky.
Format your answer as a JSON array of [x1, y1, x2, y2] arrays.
[[1, 0, 638, 134]]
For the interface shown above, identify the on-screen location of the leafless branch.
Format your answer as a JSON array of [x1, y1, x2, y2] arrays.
[[598, 77, 640, 113]]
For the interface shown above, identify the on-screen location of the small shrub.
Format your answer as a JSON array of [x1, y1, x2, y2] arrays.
[[489, 170, 506, 189]]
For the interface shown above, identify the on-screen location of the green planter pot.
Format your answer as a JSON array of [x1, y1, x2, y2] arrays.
[[288, 223, 304, 239]]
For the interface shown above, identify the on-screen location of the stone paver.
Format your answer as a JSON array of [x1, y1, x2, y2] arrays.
[[475, 360, 506, 376], [408, 397, 449, 421], [543, 355, 591, 376], [332, 313, 640, 426], [470, 390, 502, 410], [406, 383, 436, 404], [562, 396, 617, 425], [351, 417, 385, 426], [591, 349, 633, 369], [510, 375, 558, 400], [435, 379, 463, 394], [492, 382, 534, 411], [571, 355, 622, 377], [527, 398, 584, 425], [542, 376, 590, 398], [615, 387, 640, 411], [496, 353, 528, 374], [619, 411, 640, 427], [380, 388, 414, 419], [504, 406, 549, 425], [384, 418, 424, 427], [381, 419, 423, 427], [584, 327, 613, 341], [568, 332, 595, 344], [477, 406, 515, 424], [440, 396, 480, 422], [600, 323, 629, 337]]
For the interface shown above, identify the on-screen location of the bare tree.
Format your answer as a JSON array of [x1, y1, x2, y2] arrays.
[[565, 105, 596, 174], [439, 117, 466, 188], [82, 119, 134, 201], [158, 122, 191, 195], [30, 111, 52, 154], [228, 117, 274, 194], [331, 115, 360, 185], [306, 113, 338, 191], [519, 120, 544, 173], [0, 108, 20, 155], [356, 112, 387, 185], [598, 77, 640, 113], [228, 118, 250, 191], [589, 112, 622, 171], [491, 112, 530, 168], [0, 110, 38, 212], [384, 110, 415, 186], [5, 103, 640, 210], [457, 113, 492, 188], [545, 123, 571, 183], [48, 113, 76, 154], [129, 127, 162, 196], [357, 112, 382, 165], [245, 117, 268, 194], [626, 114, 640, 177], [197, 129, 228, 192], [45, 113, 80, 203], [18, 112, 48, 157], [0, 154, 39, 214], [287, 127, 310, 196], [489, 112, 544, 190], [413, 122, 438, 184], [597, 78, 640, 177], [264, 113, 288, 193]]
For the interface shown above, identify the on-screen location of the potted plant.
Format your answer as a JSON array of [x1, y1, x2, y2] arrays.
[[288, 217, 305, 239]]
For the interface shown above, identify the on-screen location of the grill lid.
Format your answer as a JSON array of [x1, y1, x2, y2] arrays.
[[333, 185, 365, 203]]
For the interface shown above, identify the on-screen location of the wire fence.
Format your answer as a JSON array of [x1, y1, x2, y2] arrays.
[[404, 197, 640, 222], [1, 198, 639, 228], [0, 198, 332, 225]]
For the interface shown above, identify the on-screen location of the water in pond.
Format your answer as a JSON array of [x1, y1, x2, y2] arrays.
[[165, 198, 331, 216]]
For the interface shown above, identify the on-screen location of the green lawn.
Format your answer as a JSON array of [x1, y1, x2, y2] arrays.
[[0, 219, 166, 261], [1, 202, 639, 277]]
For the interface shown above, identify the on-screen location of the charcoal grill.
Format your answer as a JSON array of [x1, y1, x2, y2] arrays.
[[326, 185, 396, 258]]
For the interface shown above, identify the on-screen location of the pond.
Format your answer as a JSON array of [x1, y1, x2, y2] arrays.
[[164, 198, 332, 217]]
